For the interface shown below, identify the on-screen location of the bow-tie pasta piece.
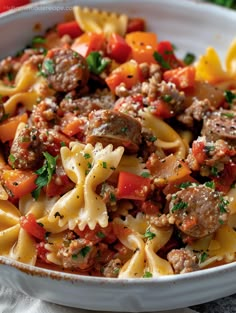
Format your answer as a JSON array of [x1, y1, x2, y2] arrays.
[[73, 6, 128, 36]]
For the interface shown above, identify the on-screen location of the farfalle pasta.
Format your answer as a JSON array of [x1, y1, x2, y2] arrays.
[[0, 6, 235, 279]]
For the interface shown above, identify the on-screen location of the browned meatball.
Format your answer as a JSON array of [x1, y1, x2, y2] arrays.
[[9, 126, 42, 170], [201, 110, 236, 146], [169, 184, 229, 238], [167, 248, 199, 274], [42, 48, 89, 92], [86, 109, 142, 154]]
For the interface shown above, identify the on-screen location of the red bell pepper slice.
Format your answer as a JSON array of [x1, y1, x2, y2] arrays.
[[20, 213, 46, 241], [107, 33, 132, 63], [116, 171, 151, 201], [57, 21, 83, 39], [156, 41, 183, 69], [126, 18, 146, 33]]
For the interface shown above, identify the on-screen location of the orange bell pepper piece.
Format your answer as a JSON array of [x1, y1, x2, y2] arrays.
[[125, 31, 157, 64]]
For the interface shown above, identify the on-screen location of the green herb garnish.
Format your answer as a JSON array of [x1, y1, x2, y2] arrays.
[[43, 59, 55, 74], [171, 201, 188, 212], [32, 36, 46, 45], [153, 51, 171, 69], [32, 152, 58, 200], [80, 246, 91, 257], [219, 197, 229, 213], [86, 51, 110, 75], [183, 52, 196, 65], [221, 112, 235, 119], [205, 181, 215, 189], [143, 271, 153, 278], [178, 181, 193, 189], [96, 231, 106, 239], [144, 228, 156, 240], [199, 251, 208, 263]]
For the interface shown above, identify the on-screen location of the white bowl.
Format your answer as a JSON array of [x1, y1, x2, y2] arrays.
[[0, 0, 236, 311]]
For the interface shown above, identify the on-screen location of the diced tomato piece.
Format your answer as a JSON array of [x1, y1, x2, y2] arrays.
[[116, 171, 151, 201], [71, 32, 105, 58], [0, 113, 28, 143], [150, 99, 173, 119], [107, 33, 132, 63], [125, 31, 157, 63], [126, 18, 146, 33], [214, 163, 236, 193], [2, 169, 37, 199], [36, 241, 51, 264], [57, 21, 83, 38], [20, 213, 46, 241], [105, 60, 143, 92], [156, 41, 184, 69], [192, 140, 206, 164], [141, 200, 161, 215]]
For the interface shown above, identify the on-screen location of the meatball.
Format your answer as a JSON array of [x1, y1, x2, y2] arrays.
[[167, 248, 199, 274], [169, 184, 229, 238], [86, 109, 142, 154], [42, 48, 89, 92], [201, 110, 236, 146]]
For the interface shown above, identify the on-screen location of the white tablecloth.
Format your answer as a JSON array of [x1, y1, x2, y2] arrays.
[[0, 285, 199, 313]]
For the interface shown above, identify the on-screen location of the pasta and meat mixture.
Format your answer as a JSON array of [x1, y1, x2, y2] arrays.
[[0, 6, 236, 278]]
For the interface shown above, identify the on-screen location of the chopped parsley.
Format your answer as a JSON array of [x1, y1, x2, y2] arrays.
[[224, 90, 236, 104], [171, 201, 188, 212], [178, 181, 193, 189], [84, 153, 91, 159], [205, 181, 215, 189], [221, 112, 235, 119], [86, 51, 110, 75], [199, 251, 208, 263], [148, 136, 157, 142], [109, 193, 116, 202], [153, 51, 171, 69], [32, 36, 46, 45], [161, 94, 172, 103], [141, 172, 151, 178], [183, 52, 196, 65], [80, 246, 91, 257], [43, 59, 55, 74], [96, 231, 106, 239], [32, 152, 58, 200], [143, 271, 153, 278], [210, 166, 219, 177], [218, 197, 229, 213], [102, 162, 107, 169], [9, 154, 16, 168], [144, 228, 156, 240]]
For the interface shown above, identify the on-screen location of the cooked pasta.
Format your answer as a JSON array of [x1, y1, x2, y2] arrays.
[[0, 6, 235, 279]]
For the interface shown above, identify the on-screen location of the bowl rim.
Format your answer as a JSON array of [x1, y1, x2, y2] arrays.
[[0, 0, 236, 287], [1, 255, 236, 285]]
